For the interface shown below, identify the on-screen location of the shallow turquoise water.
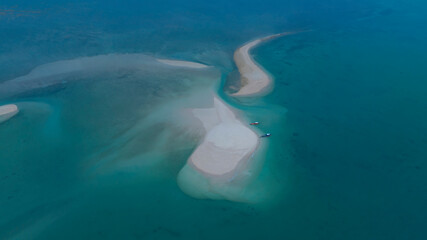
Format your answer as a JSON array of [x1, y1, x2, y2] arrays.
[[1, 0, 427, 239]]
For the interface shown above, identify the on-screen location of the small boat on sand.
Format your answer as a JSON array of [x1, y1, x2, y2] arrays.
[[250, 121, 259, 125]]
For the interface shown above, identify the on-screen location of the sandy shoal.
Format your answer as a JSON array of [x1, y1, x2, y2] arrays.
[[0, 104, 19, 123], [188, 97, 259, 176]]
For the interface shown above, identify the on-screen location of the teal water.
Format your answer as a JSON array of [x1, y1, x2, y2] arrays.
[[1, 0, 427, 239]]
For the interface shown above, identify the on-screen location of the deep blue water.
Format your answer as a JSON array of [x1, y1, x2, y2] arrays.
[[1, 0, 427, 239], [252, 15, 427, 238]]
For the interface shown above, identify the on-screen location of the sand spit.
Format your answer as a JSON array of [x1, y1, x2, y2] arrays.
[[156, 59, 209, 68], [233, 32, 294, 96], [178, 97, 260, 202], [0, 104, 19, 124]]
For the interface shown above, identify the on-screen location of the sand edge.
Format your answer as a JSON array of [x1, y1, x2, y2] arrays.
[[0, 104, 19, 124]]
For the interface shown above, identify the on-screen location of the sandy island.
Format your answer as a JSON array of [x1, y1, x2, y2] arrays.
[[156, 59, 208, 69], [177, 96, 260, 201], [233, 32, 294, 96], [189, 97, 259, 175], [0, 104, 19, 124]]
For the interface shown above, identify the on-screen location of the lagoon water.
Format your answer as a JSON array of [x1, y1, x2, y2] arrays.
[[1, 0, 427, 239]]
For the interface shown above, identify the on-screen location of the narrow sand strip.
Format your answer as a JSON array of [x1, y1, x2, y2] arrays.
[[156, 59, 208, 69], [233, 32, 293, 96], [0, 104, 19, 124], [189, 97, 259, 175]]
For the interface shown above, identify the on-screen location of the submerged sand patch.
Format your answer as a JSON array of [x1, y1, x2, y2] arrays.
[[0, 54, 213, 100], [156, 59, 209, 69]]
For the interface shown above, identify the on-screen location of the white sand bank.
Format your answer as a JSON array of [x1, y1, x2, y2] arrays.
[[190, 97, 258, 175], [156, 59, 208, 68], [0, 104, 19, 124], [177, 97, 260, 202], [233, 32, 293, 96]]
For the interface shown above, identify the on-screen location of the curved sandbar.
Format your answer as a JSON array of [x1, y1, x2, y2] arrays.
[[0, 104, 19, 124], [156, 59, 208, 69], [233, 32, 293, 96], [178, 97, 260, 201]]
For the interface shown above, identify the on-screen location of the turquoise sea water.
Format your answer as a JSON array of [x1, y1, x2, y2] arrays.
[[1, 0, 427, 239]]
